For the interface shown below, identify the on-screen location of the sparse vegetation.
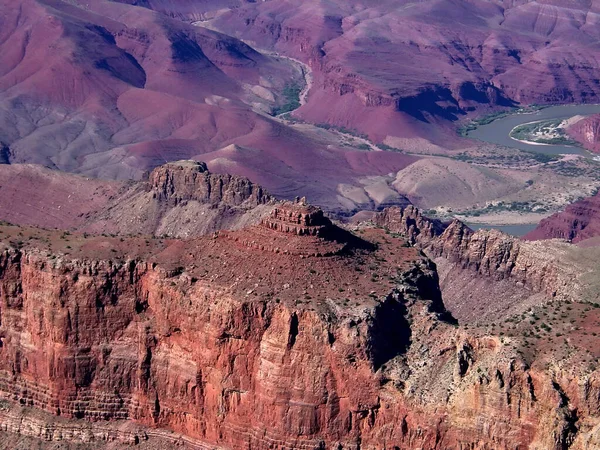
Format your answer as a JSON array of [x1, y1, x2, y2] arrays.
[[509, 119, 579, 146], [314, 123, 370, 140], [452, 149, 559, 166], [377, 143, 403, 152], [458, 105, 546, 136], [462, 200, 548, 217], [272, 83, 302, 116], [458, 110, 516, 136]]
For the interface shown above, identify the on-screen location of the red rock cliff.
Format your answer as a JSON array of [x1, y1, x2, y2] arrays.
[[524, 191, 600, 244], [567, 114, 600, 154], [0, 206, 598, 449], [373, 206, 584, 322], [149, 160, 271, 207]]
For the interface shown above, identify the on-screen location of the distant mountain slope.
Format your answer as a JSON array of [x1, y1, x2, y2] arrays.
[[0, 0, 418, 210], [199, 0, 600, 144], [0, 0, 279, 176], [524, 191, 600, 243], [0, 164, 121, 230]]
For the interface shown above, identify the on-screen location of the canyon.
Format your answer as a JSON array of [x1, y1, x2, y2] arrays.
[[2, 0, 600, 217], [206, 0, 600, 145], [0, 166, 599, 448], [0, 0, 420, 212], [2, 0, 600, 448], [373, 206, 590, 321]]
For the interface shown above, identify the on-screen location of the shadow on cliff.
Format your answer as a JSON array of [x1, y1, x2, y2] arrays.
[[368, 296, 411, 371], [367, 270, 458, 371], [396, 85, 516, 123], [319, 224, 377, 254]]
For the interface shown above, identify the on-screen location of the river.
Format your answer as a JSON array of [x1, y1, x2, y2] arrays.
[[467, 104, 600, 155], [460, 104, 600, 235], [465, 222, 538, 237]]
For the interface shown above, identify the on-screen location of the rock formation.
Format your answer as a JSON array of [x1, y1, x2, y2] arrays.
[[567, 114, 600, 154], [260, 200, 330, 236], [85, 161, 275, 238], [371, 205, 446, 245], [524, 191, 600, 244], [149, 161, 271, 208], [0, 205, 598, 449], [373, 206, 584, 321], [0, 161, 275, 238]]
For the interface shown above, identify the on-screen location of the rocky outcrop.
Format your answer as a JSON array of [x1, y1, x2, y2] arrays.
[[0, 215, 598, 449], [149, 161, 271, 207], [372, 205, 446, 245], [524, 192, 600, 243], [0, 162, 274, 238], [426, 221, 574, 296], [220, 200, 375, 257], [0, 403, 220, 449], [260, 200, 330, 236], [374, 206, 583, 320], [81, 161, 275, 238], [567, 114, 600, 154]]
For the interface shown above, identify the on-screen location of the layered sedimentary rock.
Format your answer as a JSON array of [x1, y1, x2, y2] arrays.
[[567, 114, 600, 154], [374, 206, 584, 320], [371, 205, 446, 245], [0, 404, 212, 449], [86, 160, 275, 238], [0, 161, 275, 238], [88, 160, 275, 238], [260, 200, 329, 236], [0, 204, 598, 449], [149, 161, 271, 207], [524, 192, 600, 244]]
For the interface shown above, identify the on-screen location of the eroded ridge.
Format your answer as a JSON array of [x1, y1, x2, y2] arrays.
[[260, 199, 331, 236], [220, 200, 344, 256], [220, 199, 375, 257], [150, 160, 272, 207]]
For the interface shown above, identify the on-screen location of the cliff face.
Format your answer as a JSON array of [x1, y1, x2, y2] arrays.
[[371, 205, 447, 245], [524, 192, 600, 244], [0, 205, 599, 449], [0, 210, 436, 449], [149, 161, 271, 208], [374, 206, 583, 321], [83, 160, 275, 238], [567, 114, 600, 154], [0, 161, 275, 239]]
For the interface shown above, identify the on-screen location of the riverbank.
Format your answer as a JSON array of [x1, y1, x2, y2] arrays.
[[465, 222, 539, 237], [510, 136, 553, 146], [460, 211, 551, 237], [455, 211, 550, 226], [467, 104, 600, 156], [509, 118, 579, 147]]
